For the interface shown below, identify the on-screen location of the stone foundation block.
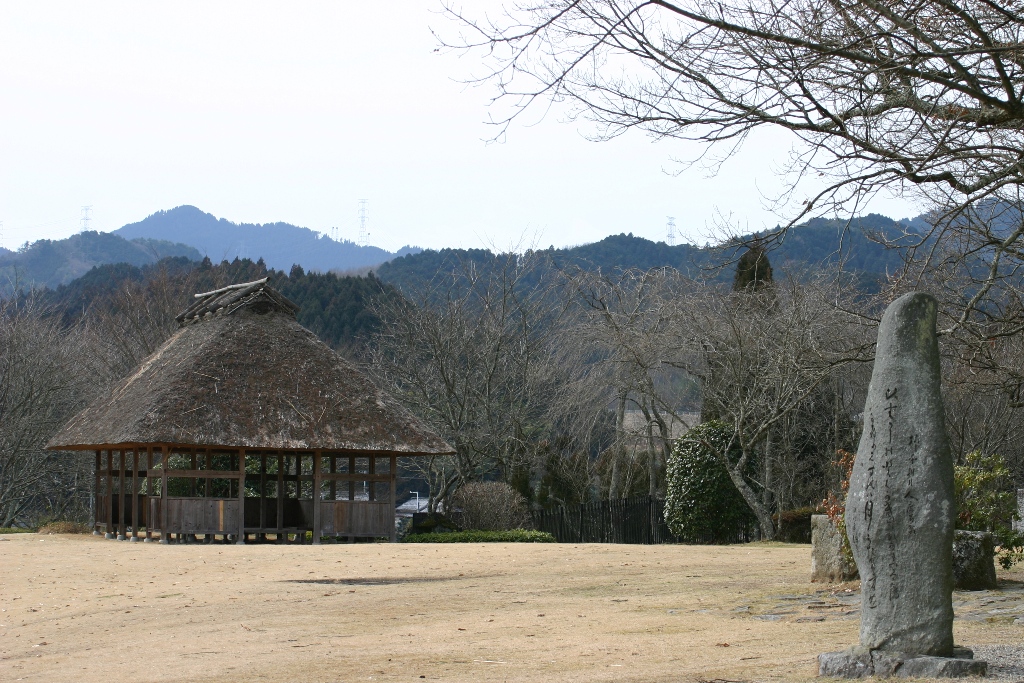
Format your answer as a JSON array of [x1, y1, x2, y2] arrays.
[[811, 515, 858, 582], [953, 530, 997, 591], [818, 647, 987, 678]]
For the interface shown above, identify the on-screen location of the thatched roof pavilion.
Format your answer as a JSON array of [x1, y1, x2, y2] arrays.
[[47, 279, 453, 544]]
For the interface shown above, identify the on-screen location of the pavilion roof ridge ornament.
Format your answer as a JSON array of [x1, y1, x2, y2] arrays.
[[193, 278, 269, 299], [175, 278, 299, 326]]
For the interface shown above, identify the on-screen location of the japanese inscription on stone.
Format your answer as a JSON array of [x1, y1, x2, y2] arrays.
[[845, 292, 955, 657]]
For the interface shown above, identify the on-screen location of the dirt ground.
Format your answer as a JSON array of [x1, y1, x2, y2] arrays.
[[2, 534, 1022, 683]]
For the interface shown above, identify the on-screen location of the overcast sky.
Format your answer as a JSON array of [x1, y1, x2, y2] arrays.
[[0, 2, 919, 254]]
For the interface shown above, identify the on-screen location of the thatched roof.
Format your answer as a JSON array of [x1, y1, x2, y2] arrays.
[[48, 280, 453, 454]]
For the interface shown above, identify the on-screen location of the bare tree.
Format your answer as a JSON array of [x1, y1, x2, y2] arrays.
[[941, 321, 1024, 479], [84, 266, 195, 383], [369, 251, 584, 511], [440, 0, 1024, 505], [0, 298, 93, 527], [567, 267, 695, 498], [443, 1, 1024, 339], [670, 273, 872, 538]]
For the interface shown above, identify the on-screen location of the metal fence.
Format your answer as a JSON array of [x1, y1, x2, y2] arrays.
[[531, 496, 675, 544], [531, 495, 760, 545]]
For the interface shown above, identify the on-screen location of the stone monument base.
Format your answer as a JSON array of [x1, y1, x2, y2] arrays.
[[818, 646, 987, 678]]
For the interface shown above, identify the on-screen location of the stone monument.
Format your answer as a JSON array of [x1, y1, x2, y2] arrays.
[[818, 292, 987, 678]]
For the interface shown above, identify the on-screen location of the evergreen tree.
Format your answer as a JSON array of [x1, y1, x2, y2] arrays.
[[732, 243, 774, 292]]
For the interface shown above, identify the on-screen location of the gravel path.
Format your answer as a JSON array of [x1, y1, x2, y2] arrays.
[[972, 645, 1024, 681]]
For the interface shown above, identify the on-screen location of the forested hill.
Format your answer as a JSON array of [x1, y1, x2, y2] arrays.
[[114, 205, 421, 274], [0, 231, 201, 295], [375, 213, 914, 292], [36, 256, 399, 351], [21, 210, 918, 349]]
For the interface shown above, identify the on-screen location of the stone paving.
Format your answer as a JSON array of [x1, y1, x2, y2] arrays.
[[699, 579, 1024, 626], [699, 579, 1024, 680]]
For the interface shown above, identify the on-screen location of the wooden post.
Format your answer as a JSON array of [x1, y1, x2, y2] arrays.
[[93, 450, 101, 534], [237, 449, 246, 544], [348, 456, 356, 543], [276, 452, 284, 543], [312, 451, 322, 545], [349, 456, 356, 501], [160, 447, 169, 544], [118, 449, 127, 540], [131, 448, 140, 541], [145, 447, 153, 541], [390, 456, 397, 543], [329, 455, 337, 501], [105, 450, 114, 537], [369, 457, 376, 501], [259, 454, 267, 539], [189, 449, 197, 497]]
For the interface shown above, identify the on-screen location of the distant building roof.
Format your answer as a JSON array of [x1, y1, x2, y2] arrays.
[[47, 279, 454, 455]]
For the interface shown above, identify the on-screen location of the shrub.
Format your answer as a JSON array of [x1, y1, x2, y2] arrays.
[[37, 520, 91, 534], [449, 481, 533, 532], [664, 421, 757, 543], [954, 450, 1022, 569], [402, 530, 555, 543]]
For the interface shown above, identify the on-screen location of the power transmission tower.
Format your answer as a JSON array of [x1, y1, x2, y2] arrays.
[[80, 206, 93, 233], [666, 216, 677, 245], [357, 199, 370, 247], [0, 221, 4, 250], [330, 225, 339, 242]]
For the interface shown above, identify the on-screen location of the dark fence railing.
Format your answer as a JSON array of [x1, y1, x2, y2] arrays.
[[531, 496, 674, 544], [531, 495, 760, 545]]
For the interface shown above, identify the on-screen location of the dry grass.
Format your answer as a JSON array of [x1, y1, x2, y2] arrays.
[[0, 535, 1020, 682], [36, 521, 91, 535]]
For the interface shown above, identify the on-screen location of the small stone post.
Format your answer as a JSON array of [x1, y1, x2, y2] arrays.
[[818, 292, 986, 678], [810, 515, 857, 583]]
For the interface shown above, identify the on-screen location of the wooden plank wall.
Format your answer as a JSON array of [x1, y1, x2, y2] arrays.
[[163, 498, 240, 534], [319, 501, 393, 536]]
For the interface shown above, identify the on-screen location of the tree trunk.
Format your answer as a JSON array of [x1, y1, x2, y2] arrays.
[[609, 451, 621, 499], [638, 401, 659, 498], [725, 448, 775, 540], [646, 418, 657, 498], [609, 389, 628, 499]]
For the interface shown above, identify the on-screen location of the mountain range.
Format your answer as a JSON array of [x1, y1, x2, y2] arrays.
[[3, 204, 923, 299], [0, 206, 420, 294], [375, 212, 915, 295], [0, 231, 202, 293], [114, 206, 420, 273]]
